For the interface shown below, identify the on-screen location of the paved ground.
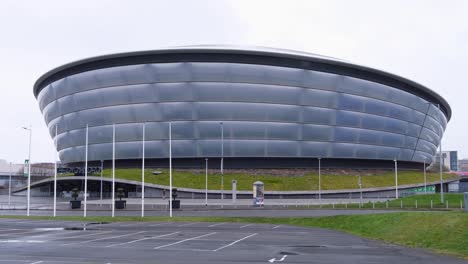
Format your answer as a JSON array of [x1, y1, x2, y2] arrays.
[[0, 218, 464, 263], [0, 208, 403, 217]]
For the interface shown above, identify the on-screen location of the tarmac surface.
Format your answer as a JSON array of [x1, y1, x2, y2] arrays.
[[0, 218, 465, 264]]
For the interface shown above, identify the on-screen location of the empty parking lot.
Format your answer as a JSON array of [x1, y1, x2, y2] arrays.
[[0, 218, 464, 264]]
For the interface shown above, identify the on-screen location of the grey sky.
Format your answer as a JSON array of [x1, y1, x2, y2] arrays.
[[0, 0, 466, 164]]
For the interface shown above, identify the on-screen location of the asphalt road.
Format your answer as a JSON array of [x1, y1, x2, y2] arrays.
[[0, 218, 464, 264]]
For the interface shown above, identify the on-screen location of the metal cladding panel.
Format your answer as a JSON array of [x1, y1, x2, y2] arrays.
[[37, 61, 448, 165]]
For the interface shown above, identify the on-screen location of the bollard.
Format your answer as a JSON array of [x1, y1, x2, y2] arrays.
[[415, 200, 418, 209], [345, 203, 348, 209], [332, 203, 335, 209], [372, 201, 375, 209], [464, 193, 468, 211], [430, 200, 433, 209], [400, 200, 403, 209], [446, 200, 449, 209]]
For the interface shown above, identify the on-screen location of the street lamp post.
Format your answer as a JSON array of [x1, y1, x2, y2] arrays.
[[22, 126, 32, 217]]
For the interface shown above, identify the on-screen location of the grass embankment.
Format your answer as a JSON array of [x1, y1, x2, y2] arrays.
[[89, 168, 455, 191], [2, 212, 467, 258]]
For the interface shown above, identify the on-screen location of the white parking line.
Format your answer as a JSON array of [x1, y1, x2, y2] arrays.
[[0, 230, 46, 237], [177, 222, 198, 227], [208, 223, 225, 227], [272, 225, 281, 229], [239, 224, 254, 229], [51, 231, 112, 241], [148, 222, 170, 227], [105, 232, 180, 247], [0, 229, 20, 232], [64, 231, 145, 245], [213, 233, 258, 251], [116, 222, 139, 227], [154, 232, 217, 250]]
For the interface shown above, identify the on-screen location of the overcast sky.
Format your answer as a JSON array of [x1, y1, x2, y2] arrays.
[[0, 0, 467, 164]]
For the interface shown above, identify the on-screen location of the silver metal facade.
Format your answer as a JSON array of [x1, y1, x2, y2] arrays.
[[36, 57, 448, 165]]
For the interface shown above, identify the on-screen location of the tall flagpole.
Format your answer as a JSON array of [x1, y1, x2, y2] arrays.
[[423, 160, 427, 193], [22, 126, 32, 217], [438, 104, 444, 203], [169, 122, 172, 218], [394, 159, 398, 199], [8, 162, 12, 206], [112, 124, 115, 218], [141, 123, 145, 218], [84, 124, 88, 217], [205, 158, 208, 207], [318, 158, 321, 204], [53, 125, 57, 217], [220, 122, 224, 202]]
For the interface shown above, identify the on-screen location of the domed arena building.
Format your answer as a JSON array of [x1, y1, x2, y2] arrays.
[[34, 46, 451, 169]]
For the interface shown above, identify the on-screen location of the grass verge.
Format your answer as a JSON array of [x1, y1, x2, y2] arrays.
[[82, 168, 456, 191], [2, 212, 467, 258]]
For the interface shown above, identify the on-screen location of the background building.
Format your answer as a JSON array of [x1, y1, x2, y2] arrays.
[[33, 46, 451, 169], [434, 151, 458, 171]]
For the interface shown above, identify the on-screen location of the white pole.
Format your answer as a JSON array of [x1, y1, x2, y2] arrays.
[[84, 124, 88, 217], [205, 158, 208, 206], [394, 159, 398, 199], [53, 125, 57, 217], [438, 105, 444, 203], [169, 122, 172, 218], [23, 126, 32, 217], [423, 160, 427, 194], [112, 124, 115, 218], [359, 175, 362, 206], [318, 158, 321, 204], [100, 160, 103, 202], [8, 162, 12, 206], [220, 122, 224, 202], [141, 123, 145, 218]]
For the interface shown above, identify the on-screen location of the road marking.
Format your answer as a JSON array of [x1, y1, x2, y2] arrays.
[[272, 225, 281, 229], [0, 229, 20, 232], [269, 255, 287, 263], [208, 223, 225, 227], [154, 232, 217, 250], [177, 222, 198, 227], [64, 231, 145, 245], [240, 224, 254, 229], [0, 240, 45, 243], [116, 222, 139, 227], [30, 261, 43, 264], [0, 230, 46, 236], [213, 233, 258, 251], [148, 222, 170, 227], [105, 232, 180, 247], [51, 231, 112, 240]]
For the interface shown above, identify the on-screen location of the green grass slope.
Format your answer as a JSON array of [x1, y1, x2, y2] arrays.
[[90, 168, 456, 191]]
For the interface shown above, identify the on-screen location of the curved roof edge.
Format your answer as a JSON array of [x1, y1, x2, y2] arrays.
[[33, 46, 451, 120]]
